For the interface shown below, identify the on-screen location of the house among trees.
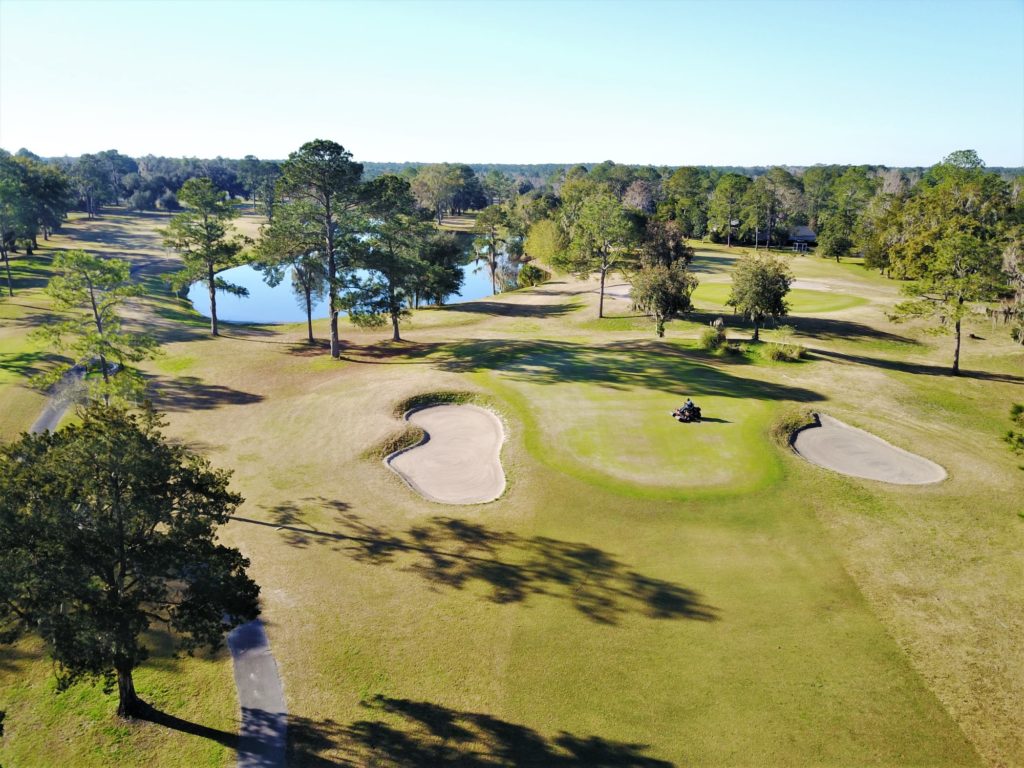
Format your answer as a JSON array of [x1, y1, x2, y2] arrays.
[[788, 225, 817, 251]]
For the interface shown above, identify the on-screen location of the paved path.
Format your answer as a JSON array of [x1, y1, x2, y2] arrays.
[[227, 620, 287, 768], [29, 367, 83, 434]]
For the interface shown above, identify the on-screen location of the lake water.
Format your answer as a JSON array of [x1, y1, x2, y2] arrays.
[[188, 261, 496, 323]]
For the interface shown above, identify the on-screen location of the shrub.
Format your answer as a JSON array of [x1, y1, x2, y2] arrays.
[[762, 325, 806, 361], [518, 262, 549, 288], [698, 325, 727, 351], [762, 342, 805, 362], [700, 325, 724, 350]]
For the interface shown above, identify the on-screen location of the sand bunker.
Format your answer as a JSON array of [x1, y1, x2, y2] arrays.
[[793, 414, 946, 485], [387, 404, 506, 504]]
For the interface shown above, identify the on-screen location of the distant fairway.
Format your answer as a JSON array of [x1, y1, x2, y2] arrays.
[[692, 280, 869, 314]]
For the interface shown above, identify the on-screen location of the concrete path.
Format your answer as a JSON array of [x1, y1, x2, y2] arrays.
[[227, 620, 287, 768], [29, 367, 83, 434], [793, 413, 947, 485], [388, 404, 506, 505]]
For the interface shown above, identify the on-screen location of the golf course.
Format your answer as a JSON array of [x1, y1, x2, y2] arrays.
[[1, 205, 1021, 768]]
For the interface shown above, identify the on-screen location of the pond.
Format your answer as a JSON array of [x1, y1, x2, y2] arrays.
[[187, 261, 496, 323]]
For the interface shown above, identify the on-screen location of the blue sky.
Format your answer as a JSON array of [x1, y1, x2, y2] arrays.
[[1, 0, 1021, 165]]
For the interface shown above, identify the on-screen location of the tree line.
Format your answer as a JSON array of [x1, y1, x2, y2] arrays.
[[3, 143, 1022, 369]]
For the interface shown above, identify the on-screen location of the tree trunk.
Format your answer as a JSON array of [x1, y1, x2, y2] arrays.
[[305, 289, 314, 343], [3, 253, 11, 296], [952, 317, 961, 375], [598, 266, 606, 319], [116, 663, 141, 718], [752, 320, 759, 341], [325, 201, 339, 359], [208, 264, 219, 336], [391, 310, 401, 342]]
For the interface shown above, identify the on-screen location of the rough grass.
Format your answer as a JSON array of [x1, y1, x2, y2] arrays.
[[2, 210, 1023, 767]]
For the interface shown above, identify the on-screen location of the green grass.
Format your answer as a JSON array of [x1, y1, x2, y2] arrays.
[[462, 338, 796, 498]]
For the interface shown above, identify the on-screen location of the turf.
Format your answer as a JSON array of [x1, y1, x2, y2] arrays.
[[2, 209, 1022, 767]]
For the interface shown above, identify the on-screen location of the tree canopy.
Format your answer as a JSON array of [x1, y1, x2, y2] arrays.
[[728, 252, 793, 341], [32, 250, 157, 404], [278, 139, 365, 358], [162, 177, 247, 337]]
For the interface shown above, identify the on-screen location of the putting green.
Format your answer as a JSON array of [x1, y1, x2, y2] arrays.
[[471, 339, 814, 497], [692, 282, 867, 314]]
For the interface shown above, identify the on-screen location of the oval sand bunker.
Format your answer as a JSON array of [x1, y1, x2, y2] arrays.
[[388, 404, 506, 504], [793, 414, 946, 485]]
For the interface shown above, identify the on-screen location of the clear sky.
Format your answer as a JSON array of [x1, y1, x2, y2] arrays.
[[1, 0, 1022, 166]]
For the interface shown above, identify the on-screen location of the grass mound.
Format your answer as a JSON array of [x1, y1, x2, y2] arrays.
[[392, 390, 482, 417], [364, 390, 485, 460], [769, 406, 817, 447], [363, 424, 427, 460]]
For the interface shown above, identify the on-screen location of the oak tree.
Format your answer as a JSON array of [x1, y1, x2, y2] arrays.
[[0, 406, 260, 718]]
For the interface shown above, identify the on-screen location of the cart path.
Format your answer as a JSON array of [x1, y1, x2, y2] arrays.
[[227, 620, 287, 768]]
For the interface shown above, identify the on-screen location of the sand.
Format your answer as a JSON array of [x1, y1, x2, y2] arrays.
[[793, 413, 947, 485], [387, 404, 506, 505]]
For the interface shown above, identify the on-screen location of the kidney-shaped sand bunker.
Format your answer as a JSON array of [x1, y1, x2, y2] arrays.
[[793, 413, 946, 485], [387, 404, 506, 504]]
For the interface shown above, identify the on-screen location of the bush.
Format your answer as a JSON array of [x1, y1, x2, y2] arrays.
[[762, 342, 806, 362], [761, 326, 806, 362], [698, 325, 726, 351], [696, 319, 729, 352], [518, 262, 549, 288]]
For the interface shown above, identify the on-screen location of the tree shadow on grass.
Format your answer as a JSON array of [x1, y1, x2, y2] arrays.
[[808, 348, 1024, 383], [436, 338, 822, 402], [290, 696, 675, 767], [0, 350, 64, 380], [234, 503, 717, 626], [339, 340, 445, 364], [682, 309, 921, 345], [137, 703, 239, 750], [289, 338, 333, 357], [435, 298, 580, 319], [146, 375, 264, 411]]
